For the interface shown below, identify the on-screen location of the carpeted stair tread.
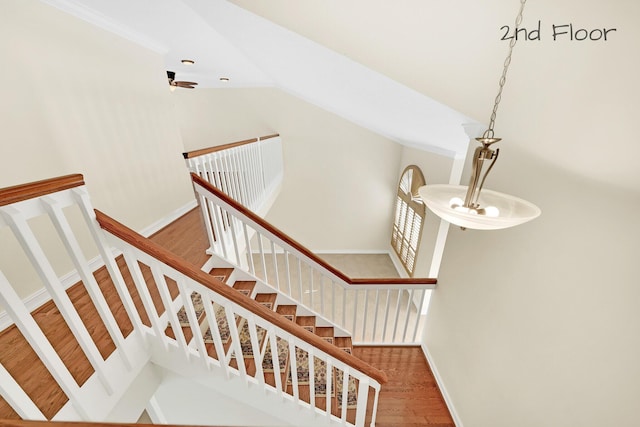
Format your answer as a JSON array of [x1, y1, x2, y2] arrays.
[[296, 316, 316, 333], [275, 305, 297, 322], [315, 326, 334, 342], [334, 336, 352, 349], [232, 280, 256, 297], [254, 293, 277, 309], [209, 267, 234, 282]]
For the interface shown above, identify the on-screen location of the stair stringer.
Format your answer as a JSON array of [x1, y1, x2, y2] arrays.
[[53, 333, 157, 422], [147, 338, 348, 427]]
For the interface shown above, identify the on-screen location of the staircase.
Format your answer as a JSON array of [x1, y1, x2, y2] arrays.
[[0, 135, 438, 426], [171, 264, 363, 423], [0, 174, 386, 426]]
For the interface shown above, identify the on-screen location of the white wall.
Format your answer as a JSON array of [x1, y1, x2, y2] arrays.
[[174, 88, 403, 251], [0, 0, 193, 299]]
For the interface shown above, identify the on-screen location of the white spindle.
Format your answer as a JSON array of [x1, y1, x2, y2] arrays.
[[73, 189, 146, 340], [320, 276, 325, 316], [257, 232, 267, 283], [267, 329, 283, 394], [229, 212, 242, 266], [177, 280, 209, 370], [372, 290, 381, 342], [361, 289, 370, 342], [225, 304, 247, 380], [1, 206, 114, 395], [340, 367, 349, 421], [0, 271, 90, 420], [325, 358, 333, 416], [288, 341, 299, 401], [198, 193, 217, 253], [202, 292, 229, 378], [352, 290, 359, 335], [355, 377, 371, 427], [43, 197, 131, 369], [284, 251, 292, 295], [402, 289, 415, 342], [412, 289, 427, 342], [151, 265, 190, 359], [122, 248, 167, 348], [297, 259, 303, 302], [382, 289, 392, 342], [270, 241, 280, 289], [370, 386, 381, 427], [392, 289, 402, 342], [308, 348, 315, 409], [247, 317, 265, 386], [243, 223, 255, 275], [0, 363, 46, 420]]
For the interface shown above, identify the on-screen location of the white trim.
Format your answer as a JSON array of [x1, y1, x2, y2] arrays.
[[0, 200, 198, 331], [386, 246, 410, 279], [141, 199, 198, 237], [311, 249, 391, 255], [421, 343, 463, 427]]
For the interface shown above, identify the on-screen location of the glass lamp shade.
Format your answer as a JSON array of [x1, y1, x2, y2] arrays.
[[418, 184, 541, 230]]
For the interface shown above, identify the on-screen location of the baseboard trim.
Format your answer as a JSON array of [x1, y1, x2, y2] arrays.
[[421, 343, 463, 427], [142, 199, 198, 237], [311, 249, 391, 255], [0, 200, 198, 332]]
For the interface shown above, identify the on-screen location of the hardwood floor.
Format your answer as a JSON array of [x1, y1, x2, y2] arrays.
[[0, 207, 454, 426], [354, 346, 454, 427]]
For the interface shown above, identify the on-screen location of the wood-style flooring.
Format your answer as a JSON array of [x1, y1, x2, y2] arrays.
[[0, 207, 454, 426]]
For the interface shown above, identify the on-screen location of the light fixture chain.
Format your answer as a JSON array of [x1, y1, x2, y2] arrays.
[[485, 0, 527, 138]]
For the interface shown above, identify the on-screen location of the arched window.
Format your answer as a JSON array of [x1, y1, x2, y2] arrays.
[[391, 165, 426, 276]]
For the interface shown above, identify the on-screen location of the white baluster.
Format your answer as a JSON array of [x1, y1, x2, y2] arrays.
[[412, 289, 427, 342], [1, 206, 114, 395], [382, 289, 392, 343], [288, 340, 299, 402], [270, 241, 280, 290], [247, 317, 265, 387], [150, 265, 189, 359], [402, 289, 416, 343], [355, 377, 371, 427], [267, 329, 283, 394], [122, 248, 168, 348], [176, 280, 209, 370], [361, 289, 370, 342], [392, 289, 402, 343], [42, 197, 131, 369], [372, 290, 381, 343], [73, 189, 146, 341], [225, 303, 247, 380], [308, 348, 315, 409], [0, 363, 46, 420], [0, 271, 90, 420], [284, 250, 292, 296], [202, 291, 229, 378]]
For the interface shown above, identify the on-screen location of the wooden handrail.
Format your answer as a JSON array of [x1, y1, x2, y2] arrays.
[[0, 174, 85, 207], [182, 133, 280, 159], [95, 209, 388, 385], [191, 173, 437, 286]]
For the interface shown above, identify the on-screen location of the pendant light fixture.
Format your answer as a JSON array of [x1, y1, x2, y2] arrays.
[[419, 0, 541, 230]]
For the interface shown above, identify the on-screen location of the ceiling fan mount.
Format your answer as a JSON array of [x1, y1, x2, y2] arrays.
[[167, 70, 198, 89]]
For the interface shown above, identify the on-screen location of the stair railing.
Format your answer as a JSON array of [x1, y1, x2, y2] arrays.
[[0, 175, 150, 421], [192, 174, 437, 345], [183, 134, 283, 216], [96, 210, 386, 427]]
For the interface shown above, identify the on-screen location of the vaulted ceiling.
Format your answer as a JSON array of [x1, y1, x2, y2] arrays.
[[40, 0, 640, 193], [40, 0, 476, 158]]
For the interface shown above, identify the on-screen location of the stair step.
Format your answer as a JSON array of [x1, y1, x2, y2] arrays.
[[232, 280, 256, 297], [209, 267, 234, 282], [334, 336, 353, 350], [315, 326, 335, 345], [275, 305, 297, 322], [254, 293, 277, 310], [295, 316, 316, 334]]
